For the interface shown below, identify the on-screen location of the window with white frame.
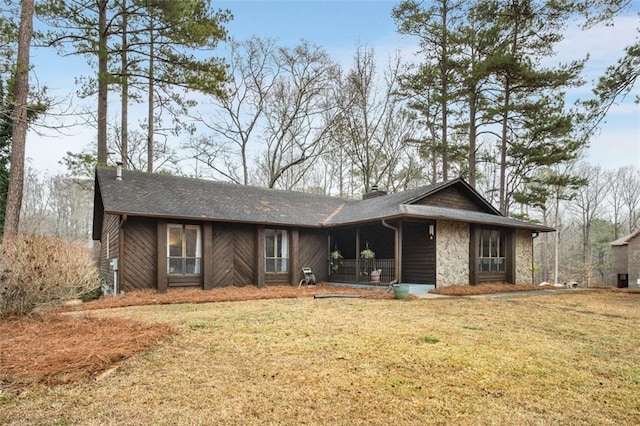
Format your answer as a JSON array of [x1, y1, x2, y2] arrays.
[[478, 229, 505, 272], [265, 229, 288, 272], [167, 224, 202, 275]]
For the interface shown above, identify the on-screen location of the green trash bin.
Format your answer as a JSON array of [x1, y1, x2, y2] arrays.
[[393, 284, 409, 300]]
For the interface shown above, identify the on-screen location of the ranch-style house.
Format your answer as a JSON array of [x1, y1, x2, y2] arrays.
[[93, 166, 553, 293]]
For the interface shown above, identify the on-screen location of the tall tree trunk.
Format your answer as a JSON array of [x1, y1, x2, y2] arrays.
[[541, 208, 549, 282], [428, 123, 437, 184], [97, 0, 108, 166], [468, 90, 477, 187], [440, 2, 448, 181], [120, 0, 128, 169], [4, 0, 34, 237], [146, 22, 154, 173], [499, 80, 510, 215], [553, 189, 560, 285]]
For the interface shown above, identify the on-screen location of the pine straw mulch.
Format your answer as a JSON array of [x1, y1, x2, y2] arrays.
[[432, 282, 640, 296], [0, 314, 177, 389], [430, 282, 560, 296], [63, 282, 395, 312]]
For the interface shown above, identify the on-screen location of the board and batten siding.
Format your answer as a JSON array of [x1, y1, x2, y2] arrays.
[[401, 220, 436, 284], [122, 217, 157, 291]]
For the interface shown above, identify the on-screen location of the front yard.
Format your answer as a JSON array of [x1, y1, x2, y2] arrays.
[[1, 288, 639, 425]]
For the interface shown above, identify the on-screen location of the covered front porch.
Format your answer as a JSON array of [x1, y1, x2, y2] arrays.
[[326, 220, 437, 286]]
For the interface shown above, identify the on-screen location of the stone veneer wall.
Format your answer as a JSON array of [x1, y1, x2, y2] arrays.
[[514, 229, 533, 285], [436, 220, 469, 286]]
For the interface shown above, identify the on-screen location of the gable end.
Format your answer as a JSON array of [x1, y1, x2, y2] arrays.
[[411, 183, 497, 214]]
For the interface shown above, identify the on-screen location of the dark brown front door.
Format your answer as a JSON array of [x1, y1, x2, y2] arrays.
[[401, 221, 436, 284]]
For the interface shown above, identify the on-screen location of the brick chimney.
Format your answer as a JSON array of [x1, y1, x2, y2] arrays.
[[363, 185, 387, 200]]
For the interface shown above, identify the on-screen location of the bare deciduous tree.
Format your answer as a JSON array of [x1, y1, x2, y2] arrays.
[[619, 165, 640, 232], [569, 164, 609, 285], [257, 41, 340, 189], [191, 36, 280, 184], [334, 47, 416, 193]]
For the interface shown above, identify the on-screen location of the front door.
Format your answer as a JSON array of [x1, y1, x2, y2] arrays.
[[401, 221, 436, 284]]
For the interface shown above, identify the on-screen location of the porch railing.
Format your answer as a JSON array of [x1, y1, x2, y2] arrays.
[[328, 258, 395, 284]]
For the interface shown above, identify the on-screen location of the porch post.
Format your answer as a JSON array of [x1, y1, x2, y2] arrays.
[[202, 222, 214, 290], [290, 228, 299, 286], [382, 219, 400, 283], [469, 224, 478, 285], [256, 226, 265, 288], [355, 227, 360, 283], [397, 221, 403, 283], [157, 220, 168, 293]]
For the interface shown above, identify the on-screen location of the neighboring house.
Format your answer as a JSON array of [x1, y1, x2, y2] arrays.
[[610, 230, 640, 288], [92, 166, 553, 293]]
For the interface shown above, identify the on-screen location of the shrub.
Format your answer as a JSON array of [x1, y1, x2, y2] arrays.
[[420, 335, 439, 344], [0, 235, 101, 318]]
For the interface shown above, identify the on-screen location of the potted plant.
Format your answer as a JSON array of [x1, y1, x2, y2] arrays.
[[329, 249, 343, 273], [360, 248, 375, 261], [360, 247, 375, 277]]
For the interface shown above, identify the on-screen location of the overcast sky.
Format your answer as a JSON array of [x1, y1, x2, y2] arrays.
[[26, 0, 639, 174]]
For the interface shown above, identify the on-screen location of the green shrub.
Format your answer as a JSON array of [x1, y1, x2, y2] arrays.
[[78, 284, 103, 302], [0, 235, 101, 318], [420, 335, 440, 344]]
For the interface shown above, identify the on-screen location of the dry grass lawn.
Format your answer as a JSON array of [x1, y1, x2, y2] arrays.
[[1, 287, 639, 425]]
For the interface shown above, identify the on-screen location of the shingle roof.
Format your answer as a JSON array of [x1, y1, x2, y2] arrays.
[[326, 191, 552, 231], [94, 167, 553, 234], [610, 229, 640, 246], [95, 167, 352, 227]]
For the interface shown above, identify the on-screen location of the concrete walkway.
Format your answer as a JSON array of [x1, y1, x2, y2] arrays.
[[415, 288, 593, 299]]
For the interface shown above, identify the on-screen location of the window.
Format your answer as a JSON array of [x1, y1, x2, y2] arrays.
[[478, 229, 505, 272], [167, 224, 202, 275], [265, 229, 288, 272]]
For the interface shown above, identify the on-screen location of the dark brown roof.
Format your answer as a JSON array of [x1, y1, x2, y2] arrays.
[[93, 168, 553, 239], [326, 181, 551, 231], [94, 167, 352, 227]]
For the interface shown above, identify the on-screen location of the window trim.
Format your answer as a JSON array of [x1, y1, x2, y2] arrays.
[[478, 229, 506, 273], [264, 228, 289, 273], [167, 224, 202, 276]]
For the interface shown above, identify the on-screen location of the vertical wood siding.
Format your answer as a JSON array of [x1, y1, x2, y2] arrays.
[[401, 221, 436, 284], [611, 246, 628, 274], [123, 217, 157, 291], [100, 214, 120, 289], [627, 236, 640, 286], [414, 185, 493, 213]]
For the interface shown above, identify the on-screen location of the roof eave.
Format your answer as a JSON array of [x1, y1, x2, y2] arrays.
[[101, 209, 327, 229], [323, 212, 554, 232]]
